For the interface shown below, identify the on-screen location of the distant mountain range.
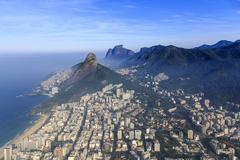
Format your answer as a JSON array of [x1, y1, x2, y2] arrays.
[[123, 40, 240, 66], [103, 40, 240, 105], [194, 40, 235, 50], [104, 40, 240, 61], [104, 40, 240, 63]]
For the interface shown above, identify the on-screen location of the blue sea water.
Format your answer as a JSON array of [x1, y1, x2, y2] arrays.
[[0, 53, 96, 147]]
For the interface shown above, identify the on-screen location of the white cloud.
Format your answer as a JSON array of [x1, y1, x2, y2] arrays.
[[124, 5, 137, 9], [171, 14, 182, 18]]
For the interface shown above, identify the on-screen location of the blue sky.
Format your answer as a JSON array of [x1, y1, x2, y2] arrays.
[[0, 0, 240, 53]]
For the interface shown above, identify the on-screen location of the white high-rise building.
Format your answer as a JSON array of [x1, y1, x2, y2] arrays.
[[129, 131, 135, 140], [154, 140, 161, 152], [188, 130, 194, 140], [4, 147, 12, 160], [135, 130, 142, 140], [117, 130, 122, 140]]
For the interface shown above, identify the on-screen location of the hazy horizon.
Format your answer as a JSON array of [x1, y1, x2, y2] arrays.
[[0, 0, 240, 53]]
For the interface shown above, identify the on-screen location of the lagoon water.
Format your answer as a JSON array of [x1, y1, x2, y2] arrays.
[[0, 53, 92, 147]]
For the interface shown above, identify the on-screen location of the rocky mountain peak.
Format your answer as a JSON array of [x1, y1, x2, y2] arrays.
[[105, 45, 135, 59], [84, 52, 97, 66]]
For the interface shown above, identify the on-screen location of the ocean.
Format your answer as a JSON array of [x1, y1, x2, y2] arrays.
[[0, 53, 100, 147]]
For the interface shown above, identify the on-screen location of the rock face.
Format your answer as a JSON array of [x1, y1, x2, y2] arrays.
[[84, 52, 97, 66], [105, 45, 134, 59], [67, 53, 98, 85]]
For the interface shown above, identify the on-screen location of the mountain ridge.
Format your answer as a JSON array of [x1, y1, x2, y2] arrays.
[[195, 40, 234, 50], [122, 40, 240, 66]]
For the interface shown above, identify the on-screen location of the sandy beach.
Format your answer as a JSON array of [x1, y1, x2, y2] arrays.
[[0, 114, 49, 159]]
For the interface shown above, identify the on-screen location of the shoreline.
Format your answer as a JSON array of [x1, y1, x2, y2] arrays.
[[0, 113, 49, 159]]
